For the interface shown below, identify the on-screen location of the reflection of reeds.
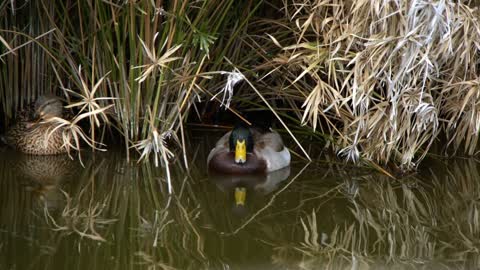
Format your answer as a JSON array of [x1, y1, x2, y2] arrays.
[[271, 159, 480, 269], [26, 151, 213, 269], [3, 138, 480, 269]]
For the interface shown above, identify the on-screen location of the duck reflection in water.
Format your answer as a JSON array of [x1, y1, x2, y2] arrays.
[[0, 148, 79, 210], [208, 167, 291, 217]]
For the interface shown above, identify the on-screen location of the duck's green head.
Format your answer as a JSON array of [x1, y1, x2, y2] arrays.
[[229, 126, 254, 164], [34, 95, 63, 119]]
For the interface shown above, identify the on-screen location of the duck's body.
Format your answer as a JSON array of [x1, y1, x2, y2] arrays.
[[3, 95, 67, 155], [207, 126, 291, 174]]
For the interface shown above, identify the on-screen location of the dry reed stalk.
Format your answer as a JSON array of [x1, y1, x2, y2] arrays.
[[257, 0, 480, 170]]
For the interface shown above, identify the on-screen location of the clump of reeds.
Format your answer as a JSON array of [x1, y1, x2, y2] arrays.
[[2, 0, 480, 171], [0, 0, 265, 175], [254, 0, 480, 170]]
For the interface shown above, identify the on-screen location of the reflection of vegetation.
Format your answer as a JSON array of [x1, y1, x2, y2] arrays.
[[1, 147, 480, 269], [270, 159, 480, 269]]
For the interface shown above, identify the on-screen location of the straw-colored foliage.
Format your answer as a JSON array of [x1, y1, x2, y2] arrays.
[[255, 0, 480, 170], [0, 0, 259, 170], [1, 0, 480, 170]]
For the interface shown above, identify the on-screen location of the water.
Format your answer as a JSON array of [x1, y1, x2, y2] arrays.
[[0, 133, 479, 269]]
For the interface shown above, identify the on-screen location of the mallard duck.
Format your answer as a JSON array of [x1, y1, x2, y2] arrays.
[[207, 126, 291, 174], [2, 95, 67, 155]]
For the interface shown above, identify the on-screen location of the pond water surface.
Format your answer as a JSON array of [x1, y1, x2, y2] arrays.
[[1, 132, 479, 269]]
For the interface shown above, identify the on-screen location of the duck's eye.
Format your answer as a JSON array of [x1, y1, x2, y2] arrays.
[[235, 139, 247, 164]]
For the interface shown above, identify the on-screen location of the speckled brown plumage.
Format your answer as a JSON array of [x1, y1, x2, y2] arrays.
[[3, 96, 69, 155]]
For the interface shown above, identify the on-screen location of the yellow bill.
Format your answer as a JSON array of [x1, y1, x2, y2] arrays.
[[235, 187, 246, 206], [235, 139, 247, 163]]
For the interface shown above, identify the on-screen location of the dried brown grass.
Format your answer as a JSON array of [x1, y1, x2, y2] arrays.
[[255, 0, 480, 170], [1, 0, 480, 171]]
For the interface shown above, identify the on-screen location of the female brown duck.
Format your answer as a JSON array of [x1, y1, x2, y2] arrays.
[[207, 126, 291, 174], [3, 95, 67, 155]]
